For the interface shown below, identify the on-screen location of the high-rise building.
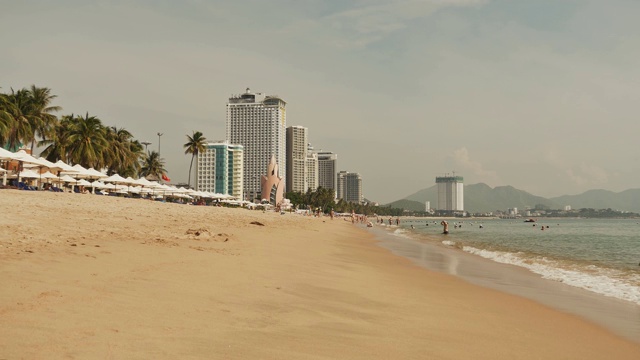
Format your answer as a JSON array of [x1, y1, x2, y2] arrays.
[[317, 151, 337, 195], [337, 171, 363, 204], [226, 88, 286, 201], [306, 144, 318, 192], [196, 142, 244, 198], [286, 126, 308, 193], [436, 175, 464, 212]]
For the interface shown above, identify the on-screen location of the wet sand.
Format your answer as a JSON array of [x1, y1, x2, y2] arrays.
[[368, 225, 640, 343], [1, 190, 639, 359]]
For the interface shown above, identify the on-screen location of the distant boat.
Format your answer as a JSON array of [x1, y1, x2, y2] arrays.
[[524, 218, 536, 223]]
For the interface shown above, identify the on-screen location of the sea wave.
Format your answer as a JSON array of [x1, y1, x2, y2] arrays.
[[462, 246, 640, 305]]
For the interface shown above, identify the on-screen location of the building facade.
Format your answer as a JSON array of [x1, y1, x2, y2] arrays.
[[337, 171, 363, 204], [196, 142, 244, 198], [286, 126, 308, 193], [436, 175, 464, 212], [226, 88, 286, 201], [305, 146, 318, 193], [317, 151, 337, 195]]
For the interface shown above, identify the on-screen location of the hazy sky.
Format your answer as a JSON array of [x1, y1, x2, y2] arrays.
[[3, 0, 639, 203]]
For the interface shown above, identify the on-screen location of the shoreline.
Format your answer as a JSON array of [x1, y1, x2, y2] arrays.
[[365, 224, 640, 344], [1, 190, 639, 358]]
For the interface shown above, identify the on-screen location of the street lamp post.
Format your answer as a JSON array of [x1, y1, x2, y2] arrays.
[[141, 141, 151, 152], [157, 133, 163, 155]]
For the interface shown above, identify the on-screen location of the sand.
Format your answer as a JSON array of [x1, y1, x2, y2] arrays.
[[1, 190, 639, 359]]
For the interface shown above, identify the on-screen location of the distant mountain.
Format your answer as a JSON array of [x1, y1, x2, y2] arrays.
[[550, 189, 640, 213], [388, 184, 640, 213], [385, 199, 426, 212]]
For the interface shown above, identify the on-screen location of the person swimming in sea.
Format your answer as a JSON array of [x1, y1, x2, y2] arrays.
[[441, 220, 449, 234]]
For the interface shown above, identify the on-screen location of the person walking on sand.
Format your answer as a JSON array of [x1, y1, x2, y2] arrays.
[[441, 220, 449, 234]]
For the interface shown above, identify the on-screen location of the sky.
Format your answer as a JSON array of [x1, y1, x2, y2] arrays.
[[2, 0, 639, 203]]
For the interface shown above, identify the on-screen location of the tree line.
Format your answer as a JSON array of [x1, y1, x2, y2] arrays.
[[285, 188, 404, 216], [1, 85, 208, 186]]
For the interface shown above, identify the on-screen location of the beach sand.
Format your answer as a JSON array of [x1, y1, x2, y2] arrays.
[[1, 190, 639, 359]]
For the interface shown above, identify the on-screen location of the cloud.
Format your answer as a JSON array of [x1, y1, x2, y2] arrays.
[[544, 149, 613, 188], [450, 147, 500, 184], [565, 163, 610, 187], [317, 0, 488, 48]]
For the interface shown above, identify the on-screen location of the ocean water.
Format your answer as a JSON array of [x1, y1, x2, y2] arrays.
[[392, 218, 640, 306]]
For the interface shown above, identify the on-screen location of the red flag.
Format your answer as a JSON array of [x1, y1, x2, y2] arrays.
[[162, 173, 171, 182]]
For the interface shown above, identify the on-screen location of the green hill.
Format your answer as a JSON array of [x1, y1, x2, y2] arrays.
[[385, 199, 426, 212]]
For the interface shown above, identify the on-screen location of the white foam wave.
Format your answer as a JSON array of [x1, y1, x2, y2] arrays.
[[442, 240, 456, 247], [462, 246, 640, 305], [392, 228, 412, 239]]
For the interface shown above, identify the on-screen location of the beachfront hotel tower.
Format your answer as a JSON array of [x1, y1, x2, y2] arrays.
[[226, 88, 286, 201], [286, 126, 308, 193], [317, 151, 338, 196], [436, 175, 464, 212], [337, 171, 363, 204], [196, 142, 244, 198], [306, 144, 319, 192]]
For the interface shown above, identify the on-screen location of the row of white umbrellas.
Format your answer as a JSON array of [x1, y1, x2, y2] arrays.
[[0, 147, 237, 200]]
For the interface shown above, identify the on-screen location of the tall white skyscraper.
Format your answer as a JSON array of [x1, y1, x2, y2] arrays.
[[196, 142, 244, 198], [317, 151, 337, 195], [226, 88, 286, 200], [306, 144, 318, 192], [286, 125, 308, 193], [337, 171, 363, 204], [436, 175, 464, 212]]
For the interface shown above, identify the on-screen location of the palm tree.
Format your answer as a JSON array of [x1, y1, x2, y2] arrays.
[[26, 85, 61, 153], [0, 92, 13, 145], [140, 150, 166, 180], [104, 126, 143, 176], [183, 131, 207, 188], [0, 89, 32, 151], [39, 114, 73, 163], [65, 112, 108, 168]]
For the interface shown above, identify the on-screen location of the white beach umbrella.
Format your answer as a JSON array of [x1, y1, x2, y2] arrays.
[[18, 169, 41, 179], [53, 160, 76, 173], [56, 175, 78, 183], [64, 164, 94, 178], [85, 168, 107, 179], [0, 147, 18, 160], [40, 171, 59, 180], [34, 157, 62, 171], [102, 173, 128, 183], [89, 181, 106, 188], [76, 179, 92, 187], [13, 150, 47, 167], [135, 177, 159, 188]]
